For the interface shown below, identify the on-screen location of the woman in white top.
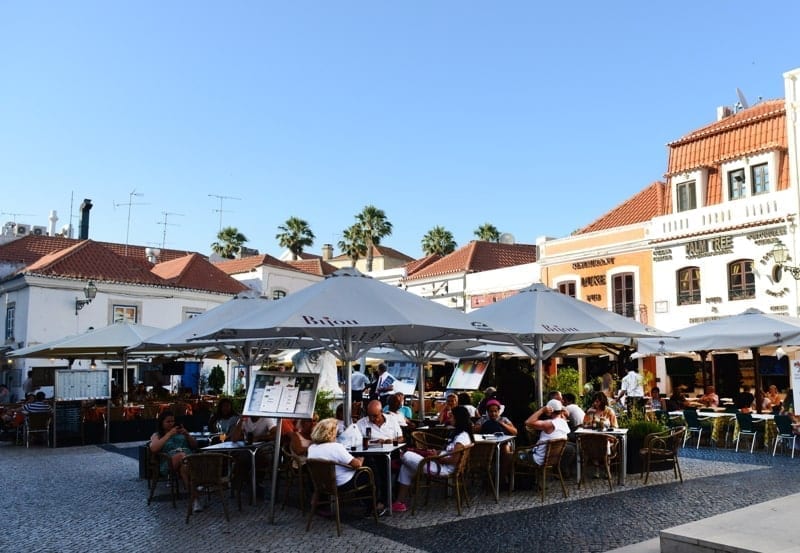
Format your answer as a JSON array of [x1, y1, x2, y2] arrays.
[[392, 406, 474, 512], [307, 418, 363, 487]]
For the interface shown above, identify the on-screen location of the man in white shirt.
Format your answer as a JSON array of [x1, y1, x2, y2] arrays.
[[618, 366, 645, 412], [355, 400, 403, 509], [375, 363, 396, 407], [350, 366, 371, 404], [562, 393, 586, 431]]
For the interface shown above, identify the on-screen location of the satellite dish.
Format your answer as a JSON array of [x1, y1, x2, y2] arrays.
[[499, 233, 515, 244], [736, 88, 749, 110]]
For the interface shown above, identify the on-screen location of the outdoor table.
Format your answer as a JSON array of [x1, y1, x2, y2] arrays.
[[475, 433, 516, 501], [189, 431, 213, 448], [574, 427, 628, 485], [202, 440, 268, 504], [669, 411, 776, 448], [347, 442, 404, 515]]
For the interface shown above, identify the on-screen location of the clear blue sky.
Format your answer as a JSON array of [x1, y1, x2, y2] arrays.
[[2, 1, 799, 259]]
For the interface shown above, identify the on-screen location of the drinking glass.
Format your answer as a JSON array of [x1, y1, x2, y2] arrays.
[[219, 432, 227, 443]]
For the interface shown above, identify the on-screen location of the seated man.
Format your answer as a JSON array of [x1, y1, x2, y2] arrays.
[[22, 392, 52, 414], [356, 400, 404, 509], [700, 386, 719, 408], [524, 399, 576, 478]]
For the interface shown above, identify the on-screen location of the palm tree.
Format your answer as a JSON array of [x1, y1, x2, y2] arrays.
[[211, 226, 248, 259], [474, 223, 501, 242], [355, 205, 393, 272], [421, 226, 457, 256], [338, 224, 367, 268], [276, 216, 315, 260]]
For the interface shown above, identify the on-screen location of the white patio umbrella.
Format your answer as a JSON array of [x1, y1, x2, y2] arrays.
[[466, 283, 668, 406], [636, 308, 800, 404]]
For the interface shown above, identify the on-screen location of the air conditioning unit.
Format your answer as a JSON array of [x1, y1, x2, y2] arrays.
[[14, 224, 29, 236], [32, 226, 47, 236]]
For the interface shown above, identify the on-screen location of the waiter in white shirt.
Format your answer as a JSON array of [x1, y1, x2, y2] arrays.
[[618, 365, 645, 413], [375, 363, 396, 407]]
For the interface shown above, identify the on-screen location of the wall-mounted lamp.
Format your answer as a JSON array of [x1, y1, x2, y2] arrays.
[[75, 281, 98, 315], [90, 358, 97, 369], [771, 243, 800, 280]]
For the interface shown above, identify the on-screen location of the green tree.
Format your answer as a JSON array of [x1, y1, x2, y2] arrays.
[[207, 365, 226, 395], [276, 216, 315, 260], [337, 224, 367, 268], [355, 205, 393, 272], [211, 226, 248, 259], [421, 225, 457, 256], [474, 223, 501, 242]]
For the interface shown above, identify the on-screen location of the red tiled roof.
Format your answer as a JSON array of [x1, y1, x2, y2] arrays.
[[576, 182, 666, 234], [666, 100, 787, 176], [329, 244, 414, 263], [286, 258, 338, 277], [152, 254, 248, 294], [24, 241, 165, 285], [406, 241, 537, 280], [214, 254, 296, 275], [405, 254, 442, 277]]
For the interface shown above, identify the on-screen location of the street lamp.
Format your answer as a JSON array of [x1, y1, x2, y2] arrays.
[[75, 281, 98, 315]]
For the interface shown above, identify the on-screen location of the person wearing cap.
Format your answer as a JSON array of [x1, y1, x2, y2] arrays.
[[477, 387, 498, 416], [474, 398, 517, 483], [525, 399, 576, 475]]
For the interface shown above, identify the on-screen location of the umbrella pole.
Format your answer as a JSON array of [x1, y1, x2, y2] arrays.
[[343, 331, 353, 426], [699, 351, 709, 390], [752, 347, 763, 414]]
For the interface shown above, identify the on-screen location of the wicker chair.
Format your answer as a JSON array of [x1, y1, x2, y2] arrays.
[[639, 426, 685, 484], [412, 442, 474, 515], [145, 442, 180, 508], [305, 459, 378, 536], [182, 452, 233, 523], [512, 438, 569, 503], [577, 433, 619, 492], [411, 430, 448, 451], [466, 440, 498, 501]]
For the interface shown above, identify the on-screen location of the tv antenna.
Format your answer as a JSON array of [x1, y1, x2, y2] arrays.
[[208, 194, 241, 231], [157, 211, 184, 249], [114, 189, 149, 255], [1, 211, 34, 223]]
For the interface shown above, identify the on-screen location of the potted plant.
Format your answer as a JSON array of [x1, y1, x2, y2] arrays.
[[207, 365, 225, 395]]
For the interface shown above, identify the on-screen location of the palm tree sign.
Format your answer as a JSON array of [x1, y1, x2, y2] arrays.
[[276, 216, 315, 260]]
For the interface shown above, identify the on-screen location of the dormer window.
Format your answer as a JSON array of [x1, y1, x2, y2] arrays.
[[751, 163, 769, 195], [728, 169, 746, 200], [676, 180, 697, 212]]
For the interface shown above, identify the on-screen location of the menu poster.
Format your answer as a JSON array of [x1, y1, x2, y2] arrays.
[[243, 370, 320, 419], [55, 369, 111, 401], [445, 358, 489, 390], [792, 358, 800, 412]]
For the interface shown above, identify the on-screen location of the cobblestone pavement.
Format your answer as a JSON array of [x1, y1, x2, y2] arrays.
[[3, 440, 799, 553]]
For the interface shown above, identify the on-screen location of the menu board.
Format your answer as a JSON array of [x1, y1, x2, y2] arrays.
[[55, 369, 111, 401], [445, 358, 489, 390], [242, 370, 319, 419]]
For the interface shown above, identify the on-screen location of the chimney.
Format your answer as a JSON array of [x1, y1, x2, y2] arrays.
[[79, 199, 93, 240], [48, 210, 58, 236], [716, 105, 732, 121], [322, 243, 333, 260]]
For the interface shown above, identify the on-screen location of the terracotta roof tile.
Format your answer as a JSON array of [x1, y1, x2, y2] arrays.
[[286, 258, 338, 277], [329, 244, 414, 263], [406, 241, 537, 281], [152, 254, 248, 294], [666, 99, 787, 178], [577, 182, 666, 234], [405, 254, 442, 277], [213, 254, 297, 274]]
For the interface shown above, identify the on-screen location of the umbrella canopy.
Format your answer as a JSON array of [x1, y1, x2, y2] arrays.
[[10, 322, 164, 359], [466, 282, 668, 405]]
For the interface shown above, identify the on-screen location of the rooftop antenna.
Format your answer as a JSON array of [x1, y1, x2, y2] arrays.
[[1, 211, 34, 222], [158, 211, 184, 249], [114, 189, 149, 255], [208, 194, 241, 232]]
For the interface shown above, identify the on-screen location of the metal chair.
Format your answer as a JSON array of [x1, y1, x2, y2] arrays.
[[639, 426, 685, 485], [24, 412, 52, 448], [182, 452, 233, 523], [681, 409, 711, 448], [512, 438, 568, 503], [280, 445, 307, 513], [577, 433, 619, 492], [145, 442, 180, 508], [772, 415, 797, 458], [412, 442, 474, 515], [305, 459, 378, 536], [735, 413, 765, 453]]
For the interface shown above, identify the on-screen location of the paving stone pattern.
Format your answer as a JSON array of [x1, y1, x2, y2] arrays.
[[2, 441, 798, 553]]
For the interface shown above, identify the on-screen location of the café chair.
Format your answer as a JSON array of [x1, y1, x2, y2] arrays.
[[305, 459, 378, 537], [511, 438, 568, 503], [734, 413, 765, 453], [640, 426, 685, 485], [232, 442, 274, 508], [577, 433, 618, 492], [466, 440, 498, 502], [772, 415, 797, 458], [412, 442, 473, 515], [280, 445, 307, 513], [145, 443, 180, 508], [411, 430, 448, 451], [682, 409, 712, 448], [183, 452, 233, 523], [24, 412, 52, 448]]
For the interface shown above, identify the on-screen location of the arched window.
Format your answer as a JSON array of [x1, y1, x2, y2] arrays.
[[728, 260, 755, 300], [676, 267, 701, 305]]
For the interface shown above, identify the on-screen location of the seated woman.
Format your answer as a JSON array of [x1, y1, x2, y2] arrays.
[[437, 392, 459, 426], [666, 387, 690, 412], [457, 392, 479, 419], [648, 386, 665, 411], [208, 397, 240, 437], [474, 399, 517, 482], [385, 393, 415, 438], [393, 405, 474, 513], [149, 410, 201, 512], [307, 417, 383, 515], [765, 385, 783, 414], [700, 385, 720, 408], [584, 392, 618, 428]]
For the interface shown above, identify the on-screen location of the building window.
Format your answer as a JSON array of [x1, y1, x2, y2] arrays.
[[558, 281, 576, 298], [751, 163, 769, 195], [728, 260, 755, 301], [728, 169, 746, 200], [183, 309, 203, 320], [113, 305, 138, 323], [676, 267, 701, 305], [676, 181, 697, 212], [612, 273, 635, 318], [272, 289, 287, 300], [5, 304, 14, 341]]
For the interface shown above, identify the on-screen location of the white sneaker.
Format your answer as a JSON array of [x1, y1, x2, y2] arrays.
[[192, 499, 203, 513]]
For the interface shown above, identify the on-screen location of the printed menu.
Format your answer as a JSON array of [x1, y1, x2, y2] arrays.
[[243, 370, 320, 419]]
